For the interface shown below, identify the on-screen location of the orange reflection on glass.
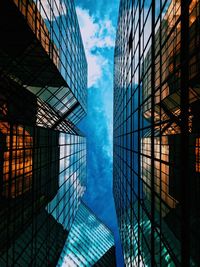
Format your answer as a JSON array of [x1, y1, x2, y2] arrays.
[[142, 137, 178, 211], [13, 0, 59, 68], [164, 0, 181, 29], [195, 138, 200, 172], [0, 122, 33, 198], [189, 0, 199, 25], [164, 0, 199, 28]]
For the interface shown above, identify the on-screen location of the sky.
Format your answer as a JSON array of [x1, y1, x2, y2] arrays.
[[75, 0, 124, 266]]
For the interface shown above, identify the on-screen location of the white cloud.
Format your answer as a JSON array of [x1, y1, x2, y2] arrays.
[[76, 7, 115, 88], [35, 0, 66, 20], [86, 53, 107, 89]]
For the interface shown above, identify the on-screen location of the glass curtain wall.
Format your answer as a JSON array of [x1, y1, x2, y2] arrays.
[[114, 0, 200, 266]]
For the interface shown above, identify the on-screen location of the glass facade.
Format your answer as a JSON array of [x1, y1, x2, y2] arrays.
[[57, 202, 116, 267], [114, 0, 200, 266], [0, 0, 87, 125], [0, 0, 87, 266], [0, 106, 86, 266]]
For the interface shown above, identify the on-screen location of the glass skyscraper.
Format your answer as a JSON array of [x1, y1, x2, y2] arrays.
[[58, 202, 116, 267], [0, 0, 87, 266], [114, 0, 200, 266], [0, 0, 87, 126]]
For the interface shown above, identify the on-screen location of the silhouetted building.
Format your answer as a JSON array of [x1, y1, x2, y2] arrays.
[[114, 0, 200, 266], [0, 0, 87, 266], [57, 202, 116, 267], [94, 246, 116, 267], [0, 209, 68, 266]]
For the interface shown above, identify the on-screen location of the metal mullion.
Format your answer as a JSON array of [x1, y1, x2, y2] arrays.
[[150, 0, 156, 266], [137, 0, 142, 263], [158, 1, 163, 264], [180, 1, 190, 266]]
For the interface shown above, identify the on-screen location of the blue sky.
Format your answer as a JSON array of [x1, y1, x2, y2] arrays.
[[75, 0, 124, 266]]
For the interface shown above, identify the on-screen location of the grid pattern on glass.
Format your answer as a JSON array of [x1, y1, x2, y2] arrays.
[[0, 125, 86, 266], [0, 0, 87, 125], [0, 0, 88, 265], [0, 75, 84, 134], [0, 122, 32, 198], [47, 132, 86, 231], [114, 0, 200, 266], [57, 202, 115, 267], [36, 98, 84, 133]]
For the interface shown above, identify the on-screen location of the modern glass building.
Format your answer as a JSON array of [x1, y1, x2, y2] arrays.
[[0, 0, 87, 125], [114, 0, 200, 266], [57, 202, 116, 267], [0, 0, 87, 266]]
